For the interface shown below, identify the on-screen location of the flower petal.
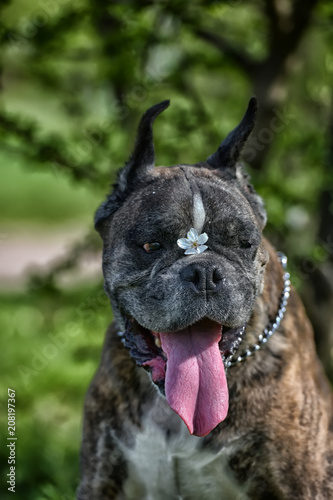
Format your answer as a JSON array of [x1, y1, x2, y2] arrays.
[[185, 247, 197, 255], [197, 232, 208, 245], [197, 245, 208, 253], [177, 238, 192, 249], [187, 228, 198, 243]]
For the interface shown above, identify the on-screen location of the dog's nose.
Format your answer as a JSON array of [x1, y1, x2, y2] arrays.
[[180, 263, 224, 293]]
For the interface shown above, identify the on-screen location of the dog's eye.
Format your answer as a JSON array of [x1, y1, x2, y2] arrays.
[[240, 240, 252, 249], [143, 242, 161, 253]]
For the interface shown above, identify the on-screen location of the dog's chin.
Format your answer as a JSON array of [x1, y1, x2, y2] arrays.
[[120, 316, 246, 395]]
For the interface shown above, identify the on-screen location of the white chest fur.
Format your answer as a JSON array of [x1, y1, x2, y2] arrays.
[[114, 399, 246, 500]]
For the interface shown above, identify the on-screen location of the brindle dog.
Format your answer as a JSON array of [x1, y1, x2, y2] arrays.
[[78, 99, 333, 500]]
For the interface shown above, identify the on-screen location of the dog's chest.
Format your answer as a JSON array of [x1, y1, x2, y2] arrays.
[[115, 402, 246, 500]]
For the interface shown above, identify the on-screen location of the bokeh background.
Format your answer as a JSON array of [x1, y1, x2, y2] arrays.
[[0, 1, 332, 498]]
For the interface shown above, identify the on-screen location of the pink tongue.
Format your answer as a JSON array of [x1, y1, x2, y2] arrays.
[[159, 321, 228, 437]]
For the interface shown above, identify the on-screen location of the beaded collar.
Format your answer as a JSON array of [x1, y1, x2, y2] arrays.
[[226, 253, 290, 368]]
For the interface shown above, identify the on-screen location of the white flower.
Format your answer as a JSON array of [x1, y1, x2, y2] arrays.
[[177, 228, 209, 255]]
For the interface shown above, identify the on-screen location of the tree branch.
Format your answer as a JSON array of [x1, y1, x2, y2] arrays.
[[0, 112, 102, 184], [195, 28, 257, 77]]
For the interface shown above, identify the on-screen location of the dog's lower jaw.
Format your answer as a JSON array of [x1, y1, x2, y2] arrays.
[[118, 317, 247, 436], [119, 317, 246, 384]]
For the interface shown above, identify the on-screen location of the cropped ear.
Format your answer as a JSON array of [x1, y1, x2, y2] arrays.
[[118, 99, 170, 191], [206, 98, 266, 228], [95, 100, 170, 232], [207, 97, 257, 172]]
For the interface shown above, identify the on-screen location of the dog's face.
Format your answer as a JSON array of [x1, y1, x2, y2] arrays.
[[96, 99, 268, 437]]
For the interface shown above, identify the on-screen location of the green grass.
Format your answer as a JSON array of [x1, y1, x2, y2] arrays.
[[0, 286, 112, 500], [0, 151, 100, 225]]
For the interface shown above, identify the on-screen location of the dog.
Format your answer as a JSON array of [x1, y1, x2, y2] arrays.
[[78, 99, 333, 499]]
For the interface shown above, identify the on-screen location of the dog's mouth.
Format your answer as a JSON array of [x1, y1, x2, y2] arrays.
[[120, 317, 246, 437]]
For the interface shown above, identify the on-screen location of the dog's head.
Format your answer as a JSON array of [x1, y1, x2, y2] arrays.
[[95, 99, 268, 436]]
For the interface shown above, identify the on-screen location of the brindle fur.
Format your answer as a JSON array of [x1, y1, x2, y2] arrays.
[[78, 242, 333, 499], [78, 101, 333, 499]]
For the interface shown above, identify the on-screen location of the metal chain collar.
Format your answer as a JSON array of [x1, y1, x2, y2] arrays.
[[226, 252, 291, 368]]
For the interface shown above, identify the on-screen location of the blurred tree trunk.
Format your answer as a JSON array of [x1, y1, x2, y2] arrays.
[[196, 0, 318, 170]]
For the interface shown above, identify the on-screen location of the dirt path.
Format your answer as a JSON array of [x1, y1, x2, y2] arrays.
[[0, 225, 101, 290]]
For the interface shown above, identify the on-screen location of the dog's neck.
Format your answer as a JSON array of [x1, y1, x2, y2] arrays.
[[226, 248, 290, 369]]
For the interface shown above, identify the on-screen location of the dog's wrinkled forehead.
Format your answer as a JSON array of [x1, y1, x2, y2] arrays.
[[109, 166, 258, 243], [95, 98, 266, 236]]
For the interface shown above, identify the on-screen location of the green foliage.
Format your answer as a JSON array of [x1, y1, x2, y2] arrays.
[[0, 287, 110, 499]]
